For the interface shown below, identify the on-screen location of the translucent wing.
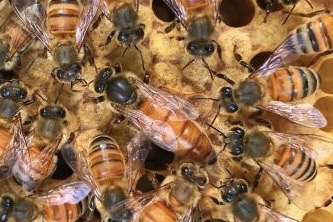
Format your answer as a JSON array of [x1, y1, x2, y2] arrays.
[[76, 0, 101, 47], [259, 101, 327, 128], [98, 0, 110, 18], [61, 142, 102, 199], [108, 189, 161, 221], [131, 78, 199, 120], [11, 0, 51, 50], [179, 206, 194, 222], [259, 205, 299, 222], [112, 105, 178, 152], [161, 0, 188, 23], [266, 131, 333, 159], [125, 132, 150, 192], [37, 181, 91, 205], [257, 161, 303, 198], [254, 33, 299, 77]]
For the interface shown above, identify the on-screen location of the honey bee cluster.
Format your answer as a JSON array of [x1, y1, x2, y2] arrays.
[[0, 0, 333, 221]]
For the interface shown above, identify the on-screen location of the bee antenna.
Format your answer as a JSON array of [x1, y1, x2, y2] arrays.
[[207, 123, 227, 139], [208, 104, 221, 130], [282, 4, 296, 25], [34, 91, 50, 104], [304, 0, 313, 9]]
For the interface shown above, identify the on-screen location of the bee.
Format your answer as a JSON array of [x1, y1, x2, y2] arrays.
[[209, 178, 298, 221], [101, 1, 146, 71], [0, 10, 35, 73], [215, 125, 333, 210], [108, 162, 208, 222], [259, 0, 313, 24], [0, 193, 38, 221], [36, 180, 95, 222], [159, 0, 231, 82], [93, 65, 216, 165], [255, 14, 333, 77], [10, 0, 103, 89]]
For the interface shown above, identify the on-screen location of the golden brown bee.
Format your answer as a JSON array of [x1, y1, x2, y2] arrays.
[[160, 0, 230, 81], [93, 66, 216, 165], [36, 181, 95, 222], [216, 125, 333, 210], [0, 11, 34, 72], [209, 178, 298, 221], [10, 0, 103, 88], [255, 14, 333, 77], [108, 162, 208, 222]]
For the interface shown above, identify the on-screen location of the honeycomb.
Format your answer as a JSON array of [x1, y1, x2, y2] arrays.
[[0, 0, 333, 221]]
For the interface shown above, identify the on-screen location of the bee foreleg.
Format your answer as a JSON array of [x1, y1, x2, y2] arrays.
[[233, 45, 255, 73], [103, 30, 116, 47], [253, 166, 264, 189], [82, 44, 98, 74], [210, 196, 225, 205]]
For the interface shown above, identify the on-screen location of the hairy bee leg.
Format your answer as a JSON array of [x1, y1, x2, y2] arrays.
[[233, 45, 255, 73], [82, 44, 98, 74], [103, 30, 116, 47], [163, 19, 180, 33], [253, 166, 264, 189], [248, 110, 272, 129]]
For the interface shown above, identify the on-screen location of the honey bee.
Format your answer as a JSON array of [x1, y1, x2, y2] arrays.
[[10, 0, 103, 89], [216, 126, 333, 210], [255, 14, 333, 77], [0, 10, 34, 73], [101, 0, 146, 71], [93, 66, 216, 165], [160, 0, 231, 81], [0, 193, 38, 221], [209, 178, 298, 221], [36, 180, 95, 222], [258, 0, 313, 24], [108, 162, 208, 222]]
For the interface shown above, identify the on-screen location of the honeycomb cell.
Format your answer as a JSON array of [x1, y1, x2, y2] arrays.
[[302, 209, 333, 222], [314, 96, 333, 132], [151, 0, 175, 22], [316, 57, 333, 94], [219, 0, 255, 27]]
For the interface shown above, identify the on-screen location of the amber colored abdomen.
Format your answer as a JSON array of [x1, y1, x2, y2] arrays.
[[139, 201, 178, 222], [267, 66, 320, 102], [5, 19, 31, 58], [139, 99, 213, 163], [88, 135, 125, 185], [47, 0, 80, 35], [274, 145, 317, 182], [292, 15, 333, 54], [43, 203, 83, 222], [0, 129, 12, 158]]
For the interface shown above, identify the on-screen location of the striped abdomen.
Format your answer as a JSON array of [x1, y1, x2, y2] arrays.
[[139, 201, 177, 222], [267, 66, 320, 102], [274, 145, 317, 182], [88, 135, 125, 185], [13, 146, 57, 191], [43, 202, 84, 222], [291, 15, 333, 54], [139, 99, 214, 163], [47, 0, 80, 35]]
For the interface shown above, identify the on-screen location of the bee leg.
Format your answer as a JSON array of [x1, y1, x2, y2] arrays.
[[143, 71, 150, 84], [182, 58, 195, 71], [210, 197, 225, 205], [321, 197, 333, 208], [212, 40, 223, 65], [202, 58, 214, 80], [113, 63, 122, 73], [93, 96, 105, 104], [102, 30, 116, 47], [253, 166, 264, 189], [134, 45, 145, 71], [248, 110, 272, 129], [163, 19, 180, 33], [306, 49, 333, 67], [282, 8, 330, 18], [233, 45, 255, 73], [91, 13, 103, 30], [82, 44, 98, 74], [282, 4, 296, 25]]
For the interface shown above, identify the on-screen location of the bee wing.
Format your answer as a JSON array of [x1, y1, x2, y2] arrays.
[[112, 105, 178, 153], [61, 142, 103, 199], [259, 101, 327, 128], [132, 78, 199, 120], [108, 189, 161, 221], [125, 132, 150, 192], [257, 161, 303, 199], [11, 0, 51, 50], [161, 0, 187, 23], [266, 131, 333, 159], [254, 33, 298, 77], [37, 181, 91, 205], [259, 204, 299, 222], [98, 0, 110, 18], [75, 0, 101, 47], [179, 206, 194, 222]]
